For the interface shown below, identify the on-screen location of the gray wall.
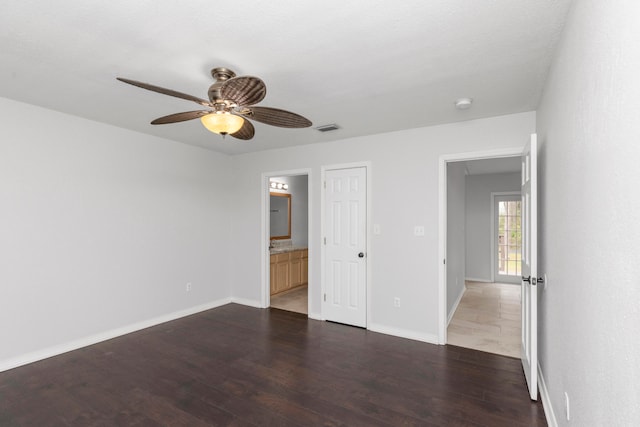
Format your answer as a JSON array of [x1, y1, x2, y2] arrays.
[[0, 97, 233, 369], [446, 162, 466, 318], [230, 112, 534, 337], [536, 1, 640, 424], [465, 172, 521, 282]]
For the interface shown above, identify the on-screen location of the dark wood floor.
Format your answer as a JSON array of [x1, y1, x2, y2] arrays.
[[0, 304, 546, 426]]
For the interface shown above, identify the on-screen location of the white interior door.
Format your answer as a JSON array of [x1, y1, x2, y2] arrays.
[[521, 134, 538, 401], [323, 167, 367, 327]]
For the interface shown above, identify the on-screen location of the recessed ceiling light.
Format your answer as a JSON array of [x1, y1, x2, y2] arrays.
[[455, 98, 473, 110]]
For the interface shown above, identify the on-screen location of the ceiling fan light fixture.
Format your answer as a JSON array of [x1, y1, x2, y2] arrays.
[[200, 112, 244, 135], [118, 67, 311, 141]]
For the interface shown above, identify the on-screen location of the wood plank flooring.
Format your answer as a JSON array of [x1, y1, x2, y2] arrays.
[[0, 304, 546, 426]]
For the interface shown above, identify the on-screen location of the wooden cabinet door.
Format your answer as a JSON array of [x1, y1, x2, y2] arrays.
[[274, 253, 290, 294], [270, 256, 277, 295], [290, 258, 302, 287], [274, 262, 288, 293], [302, 254, 308, 285]]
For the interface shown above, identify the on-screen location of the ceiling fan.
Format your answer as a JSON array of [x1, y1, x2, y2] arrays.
[[117, 67, 312, 140]]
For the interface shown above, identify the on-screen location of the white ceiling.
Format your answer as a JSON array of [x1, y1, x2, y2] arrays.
[[464, 156, 522, 175], [0, 0, 572, 155]]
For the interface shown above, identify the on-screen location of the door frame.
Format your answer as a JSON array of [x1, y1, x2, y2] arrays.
[[261, 168, 313, 312], [320, 162, 372, 326], [491, 191, 522, 284], [438, 147, 523, 344]]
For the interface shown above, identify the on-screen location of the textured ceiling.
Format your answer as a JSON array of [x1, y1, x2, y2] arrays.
[[0, 0, 572, 155]]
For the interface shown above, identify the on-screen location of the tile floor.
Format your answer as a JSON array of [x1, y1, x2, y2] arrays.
[[270, 284, 308, 314], [447, 281, 521, 358]]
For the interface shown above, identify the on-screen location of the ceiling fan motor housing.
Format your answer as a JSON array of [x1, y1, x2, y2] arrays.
[[208, 67, 236, 103]]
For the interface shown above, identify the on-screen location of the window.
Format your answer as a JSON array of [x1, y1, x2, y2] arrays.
[[496, 197, 521, 277]]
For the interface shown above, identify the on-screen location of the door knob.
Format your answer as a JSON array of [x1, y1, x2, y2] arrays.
[[358, 252, 365, 258], [522, 276, 545, 285]]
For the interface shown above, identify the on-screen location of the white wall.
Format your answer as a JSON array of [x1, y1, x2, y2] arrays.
[[231, 112, 535, 340], [0, 97, 233, 370], [446, 162, 466, 318], [271, 175, 308, 247], [465, 172, 520, 282], [536, 1, 640, 425]]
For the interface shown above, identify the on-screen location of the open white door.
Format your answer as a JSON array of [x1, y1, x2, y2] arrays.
[[521, 134, 538, 400], [323, 167, 367, 327]]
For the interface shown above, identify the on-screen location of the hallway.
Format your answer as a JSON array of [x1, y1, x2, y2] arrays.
[[447, 281, 521, 358]]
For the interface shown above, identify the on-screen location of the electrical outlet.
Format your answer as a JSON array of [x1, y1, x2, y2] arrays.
[[394, 297, 401, 307], [564, 392, 570, 421], [414, 226, 425, 236], [186, 282, 192, 292]]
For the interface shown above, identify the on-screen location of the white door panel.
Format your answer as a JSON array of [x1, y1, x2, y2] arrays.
[[521, 134, 538, 401], [323, 167, 367, 327]]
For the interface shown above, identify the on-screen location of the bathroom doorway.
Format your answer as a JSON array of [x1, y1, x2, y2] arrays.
[[265, 173, 310, 315]]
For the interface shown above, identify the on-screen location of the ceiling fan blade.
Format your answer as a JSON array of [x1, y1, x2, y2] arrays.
[[241, 106, 312, 128], [150, 110, 210, 125], [117, 77, 211, 107], [220, 76, 267, 106], [231, 118, 255, 140]]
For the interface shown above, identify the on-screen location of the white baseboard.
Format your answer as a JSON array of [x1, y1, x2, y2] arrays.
[[308, 311, 323, 321], [0, 297, 232, 373], [230, 297, 264, 308], [368, 323, 439, 345], [465, 277, 493, 283], [538, 362, 558, 427], [448, 286, 465, 325]]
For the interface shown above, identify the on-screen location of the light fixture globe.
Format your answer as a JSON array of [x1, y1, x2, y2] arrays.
[[200, 112, 244, 135]]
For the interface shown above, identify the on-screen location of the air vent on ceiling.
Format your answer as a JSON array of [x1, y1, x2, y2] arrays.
[[315, 124, 340, 133]]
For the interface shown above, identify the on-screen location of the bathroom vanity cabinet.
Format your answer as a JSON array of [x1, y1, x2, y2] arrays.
[[270, 249, 308, 295]]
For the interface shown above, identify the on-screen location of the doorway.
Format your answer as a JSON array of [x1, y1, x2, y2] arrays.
[[440, 137, 539, 400], [263, 171, 310, 315], [438, 148, 523, 351], [445, 157, 522, 357]]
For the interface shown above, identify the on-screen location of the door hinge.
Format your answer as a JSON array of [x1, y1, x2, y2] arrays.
[[324, 181, 326, 189], [324, 293, 326, 302], [324, 237, 327, 245], [443, 259, 446, 265]]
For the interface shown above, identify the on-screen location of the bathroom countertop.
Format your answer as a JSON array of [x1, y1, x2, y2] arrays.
[[269, 246, 308, 254]]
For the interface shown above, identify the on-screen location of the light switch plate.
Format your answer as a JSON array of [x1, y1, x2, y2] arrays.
[[373, 224, 381, 235]]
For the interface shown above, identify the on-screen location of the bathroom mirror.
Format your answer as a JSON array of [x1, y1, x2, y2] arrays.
[[270, 193, 291, 240]]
